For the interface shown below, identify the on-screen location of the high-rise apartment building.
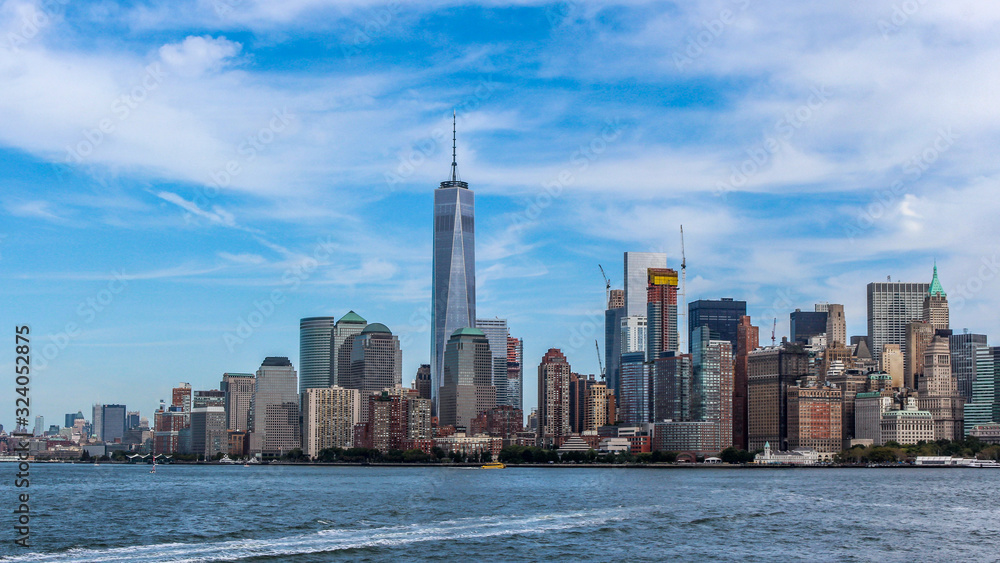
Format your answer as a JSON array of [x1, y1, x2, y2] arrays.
[[569, 373, 595, 434], [357, 387, 432, 452], [867, 280, 930, 364], [584, 380, 616, 431], [652, 352, 691, 423], [691, 326, 734, 451], [299, 316, 338, 393], [432, 124, 476, 415], [605, 288, 625, 398], [172, 383, 192, 413], [347, 323, 402, 393], [506, 336, 523, 412], [476, 318, 510, 408], [302, 385, 361, 457], [221, 373, 255, 431], [623, 252, 666, 317], [826, 368, 868, 444], [950, 332, 987, 401], [621, 315, 647, 355], [825, 304, 847, 347], [537, 348, 572, 447], [249, 357, 301, 457], [439, 328, 494, 430], [331, 311, 367, 387], [688, 298, 747, 355], [646, 268, 679, 360], [787, 382, 842, 454], [620, 351, 651, 424], [918, 330, 965, 441], [100, 404, 126, 443], [733, 316, 759, 450]]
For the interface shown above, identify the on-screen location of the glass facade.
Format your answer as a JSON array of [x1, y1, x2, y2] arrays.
[[299, 317, 338, 393], [476, 318, 509, 407], [867, 282, 930, 364]]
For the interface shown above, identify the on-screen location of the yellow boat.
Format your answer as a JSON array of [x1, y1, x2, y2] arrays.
[[481, 461, 505, 469]]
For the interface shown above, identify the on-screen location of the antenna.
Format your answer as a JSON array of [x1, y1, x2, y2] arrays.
[[595, 339, 605, 380], [679, 225, 687, 354], [598, 264, 611, 308], [771, 318, 777, 346], [451, 109, 457, 182]]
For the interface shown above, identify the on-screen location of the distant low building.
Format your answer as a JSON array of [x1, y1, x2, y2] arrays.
[[754, 442, 819, 465]]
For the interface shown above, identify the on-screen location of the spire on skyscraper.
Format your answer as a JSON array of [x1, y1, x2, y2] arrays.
[[440, 109, 467, 189], [929, 261, 946, 297]]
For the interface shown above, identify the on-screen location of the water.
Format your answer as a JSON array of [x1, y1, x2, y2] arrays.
[[1, 464, 998, 561]]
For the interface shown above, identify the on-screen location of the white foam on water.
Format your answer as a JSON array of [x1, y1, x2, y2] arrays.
[[0, 507, 639, 563]]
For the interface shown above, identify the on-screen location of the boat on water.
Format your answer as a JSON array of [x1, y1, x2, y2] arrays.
[[969, 460, 1000, 468], [219, 454, 237, 464], [481, 462, 506, 469]]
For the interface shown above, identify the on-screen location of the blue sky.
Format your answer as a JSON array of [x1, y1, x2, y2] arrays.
[[3, 0, 1000, 429]]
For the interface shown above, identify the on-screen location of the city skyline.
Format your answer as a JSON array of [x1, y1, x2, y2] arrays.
[[4, 3, 1000, 432]]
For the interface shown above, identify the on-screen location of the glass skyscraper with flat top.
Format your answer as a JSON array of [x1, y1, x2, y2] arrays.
[[432, 115, 475, 414]]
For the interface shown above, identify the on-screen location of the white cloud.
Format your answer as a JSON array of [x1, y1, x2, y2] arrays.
[[158, 35, 241, 77]]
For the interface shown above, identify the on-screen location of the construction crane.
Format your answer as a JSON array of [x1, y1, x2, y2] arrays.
[[679, 225, 687, 354], [771, 318, 777, 346], [595, 339, 605, 380], [598, 264, 611, 308]]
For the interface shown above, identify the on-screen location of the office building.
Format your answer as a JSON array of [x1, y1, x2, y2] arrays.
[[193, 390, 225, 409], [476, 318, 510, 408], [64, 412, 84, 430], [414, 364, 432, 401], [537, 348, 572, 447], [347, 323, 403, 392], [964, 345, 998, 436], [221, 373, 255, 431], [620, 351, 651, 424], [904, 322, 933, 390], [646, 268, 679, 360], [918, 330, 965, 441], [827, 368, 869, 444], [299, 316, 338, 393], [191, 405, 227, 459], [507, 336, 523, 412], [302, 385, 361, 457], [172, 383, 192, 413], [950, 332, 987, 401], [249, 357, 301, 457], [734, 316, 759, 450], [432, 128, 477, 415], [623, 252, 666, 317], [867, 280, 930, 364], [787, 382, 842, 454], [100, 404, 126, 443], [125, 411, 140, 431], [605, 288, 625, 400], [924, 264, 949, 331], [153, 407, 188, 454], [652, 352, 692, 423], [881, 401, 935, 445], [790, 308, 828, 345], [747, 343, 810, 451], [879, 344, 904, 388], [854, 391, 895, 445], [688, 298, 747, 355], [332, 311, 367, 387], [621, 315, 647, 355], [825, 304, 847, 347], [439, 328, 495, 430], [32, 415, 44, 437], [92, 403, 102, 440]]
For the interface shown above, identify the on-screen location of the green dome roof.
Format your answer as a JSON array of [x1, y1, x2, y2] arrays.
[[361, 322, 391, 335], [337, 310, 366, 324], [451, 327, 485, 337]]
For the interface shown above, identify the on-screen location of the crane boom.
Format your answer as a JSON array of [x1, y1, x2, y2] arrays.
[[598, 264, 611, 307], [771, 318, 777, 346], [595, 339, 605, 380], [679, 225, 687, 354]]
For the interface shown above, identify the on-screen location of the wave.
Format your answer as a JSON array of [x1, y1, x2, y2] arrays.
[[0, 508, 638, 562]]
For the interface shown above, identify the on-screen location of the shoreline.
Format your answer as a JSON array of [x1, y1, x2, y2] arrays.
[[6, 460, 971, 469]]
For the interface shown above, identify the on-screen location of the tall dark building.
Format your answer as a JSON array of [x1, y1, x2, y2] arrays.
[[688, 298, 746, 354], [790, 308, 828, 344], [733, 316, 759, 450], [605, 289, 625, 398], [100, 404, 126, 443], [569, 373, 594, 434], [414, 364, 432, 401], [646, 268, 679, 359]]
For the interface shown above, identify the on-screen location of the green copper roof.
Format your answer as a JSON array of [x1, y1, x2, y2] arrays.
[[451, 327, 485, 337], [337, 310, 366, 324], [361, 322, 391, 335], [928, 263, 946, 297]]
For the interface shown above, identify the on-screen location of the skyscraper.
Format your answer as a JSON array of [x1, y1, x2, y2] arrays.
[[249, 357, 301, 457], [64, 411, 84, 429], [879, 344, 904, 388], [646, 268, 679, 360], [172, 383, 192, 413], [688, 298, 747, 354], [867, 280, 930, 364], [302, 385, 361, 457], [190, 405, 227, 459], [623, 252, 666, 317], [924, 264, 949, 330], [733, 316, 759, 450], [747, 343, 810, 450], [439, 328, 494, 430], [506, 336, 523, 412], [347, 323, 402, 392], [691, 326, 734, 449], [537, 348, 572, 447], [432, 115, 476, 415], [221, 373, 255, 431], [584, 380, 616, 431], [825, 304, 847, 348], [790, 308, 828, 345], [620, 351, 651, 424], [100, 404, 126, 443], [414, 364, 432, 401], [621, 315, 647, 355], [476, 318, 510, 408], [332, 311, 367, 387], [92, 403, 102, 440], [950, 332, 987, 401], [299, 316, 338, 393], [605, 288, 625, 398], [904, 322, 933, 389], [963, 345, 997, 436], [918, 330, 964, 440]]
